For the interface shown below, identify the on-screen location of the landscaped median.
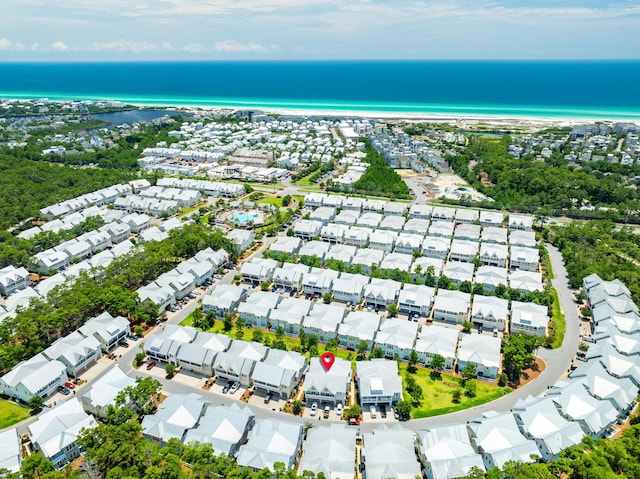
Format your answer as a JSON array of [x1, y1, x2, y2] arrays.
[[0, 398, 31, 428]]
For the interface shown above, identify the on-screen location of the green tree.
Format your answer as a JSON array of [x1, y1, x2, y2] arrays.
[[461, 362, 477, 381], [223, 314, 234, 332], [430, 354, 446, 377], [260, 281, 271, 291], [28, 395, 44, 414], [387, 303, 398, 318], [407, 350, 419, 373], [395, 400, 411, 420], [165, 363, 176, 378], [291, 400, 303, 415], [356, 340, 370, 360], [462, 320, 473, 333], [370, 347, 384, 359], [343, 404, 361, 419], [322, 292, 333, 304], [20, 453, 55, 479], [464, 379, 477, 397], [134, 352, 146, 367]]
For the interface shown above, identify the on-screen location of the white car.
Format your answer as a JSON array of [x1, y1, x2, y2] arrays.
[[369, 405, 377, 418], [336, 403, 343, 417], [229, 381, 241, 394], [310, 402, 318, 416]]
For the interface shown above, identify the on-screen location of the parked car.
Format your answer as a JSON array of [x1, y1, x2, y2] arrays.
[[348, 417, 360, 426], [380, 405, 387, 419], [369, 405, 377, 418], [323, 406, 330, 419], [336, 403, 343, 418], [229, 381, 241, 394], [264, 392, 272, 404], [393, 407, 400, 420], [310, 402, 318, 416], [63, 381, 76, 390], [118, 340, 129, 348], [146, 361, 156, 370], [57, 386, 70, 395], [222, 382, 231, 394]]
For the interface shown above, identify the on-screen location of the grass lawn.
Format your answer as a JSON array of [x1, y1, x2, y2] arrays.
[[550, 288, 565, 349], [256, 197, 283, 207], [0, 398, 30, 428], [399, 364, 510, 418]]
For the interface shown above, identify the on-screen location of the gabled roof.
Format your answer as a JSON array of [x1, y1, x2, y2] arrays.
[[418, 423, 485, 479], [141, 393, 207, 443], [82, 365, 135, 409], [415, 325, 459, 358], [299, 424, 357, 479], [457, 334, 501, 369]]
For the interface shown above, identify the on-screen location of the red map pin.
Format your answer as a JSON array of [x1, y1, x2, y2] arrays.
[[320, 352, 335, 372]]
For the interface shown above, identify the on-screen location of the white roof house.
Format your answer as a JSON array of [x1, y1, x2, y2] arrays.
[[194, 247, 229, 269], [310, 206, 337, 225], [546, 381, 618, 437], [508, 214, 534, 231], [250, 361, 298, 398], [34, 249, 70, 274], [294, 219, 323, 240], [474, 265, 508, 292], [272, 263, 309, 291], [422, 236, 451, 259], [380, 252, 414, 273], [228, 229, 255, 252], [0, 265, 30, 297], [0, 353, 68, 403], [442, 261, 474, 285], [432, 207, 456, 222], [395, 232, 424, 254], [351, 248, 385, 274], [428, 221, 455, 238], [176, 258, 214, 286], [404, 218, 430, 235], [343, 226, 373, 248], [413, 256, 444, 278], [43, 331, 102, 378], [268, 297, 313, 336], [183, 403, 256, 458], [383, 202, 408, 216], [356, 359, 403, 406], [455, 208, 479, 224], [213, 343, 265, 387], [593, 326, 640, 356], [453, 223, 481, 241], [334, 210, 360, 226], [586, 346, 640, 387], [299, 424, 356, 479], [338, 311, 381, 350], [379, 215, 406, 232], [479, 211, 504, 227], [0, 428, 21, 474], [142, 393, 208, 444], [240, 257, 278, 284], [321, 223, 348, 244], [79, 311, 130, 352], [512, 396, 585, 462], [362, 425, 422, 479], [409, 204, 433, 219], [176, 331, 232, 377], [303, 267, 340, 296], [471, 295, 509, 331], [303, 356, 352, 406], [479, 243, 508, 268], [236, 418, 303, 471], [457, 334, 501, 379], [137, 282, 176, 312], [302, 303, 345, 343], [374, 317, 419, 360], [332, 272, 368, 304], [481, 226, 508, 245], [325, 243, 357, 265], [414, 326, 459, 370], [298, 240, 331, 261], [510, 246, 539, 272], [510, 301, 549, 337], [433, 289, 471, 324], [417, 423, 485, 479], [29, 397, 97, 469], [357, 212, 383, 229], [269, 236, 302, 257], [80, 364, 135, 418], [144, 324, 199, 363], [202, 284, 246, 317], [468, 411, 540, 469], [509, 230, 537, 248], [449, 239, 479, 263], [238, 291, 281, 328], [364, 278, 401, 309], [155, 270, 197, 300], [570, 361, 637, 413], [398, 284, 434, 317], [368, 229, 398, 252], [509, 270, 543, 293]]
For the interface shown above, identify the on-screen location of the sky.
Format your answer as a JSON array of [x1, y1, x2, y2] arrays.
[[0, 0, 639, 61]]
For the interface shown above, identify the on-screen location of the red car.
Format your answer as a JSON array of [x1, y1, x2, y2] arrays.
[[146, 361, 156, 370], [64, 381, 76, 390]]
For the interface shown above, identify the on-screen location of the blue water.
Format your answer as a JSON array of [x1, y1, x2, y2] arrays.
[[1, 61, 640, 119], [231, 212, 260, 223]]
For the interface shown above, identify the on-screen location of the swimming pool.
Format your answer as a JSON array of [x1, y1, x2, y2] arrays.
[[231, 212, 261, 223]]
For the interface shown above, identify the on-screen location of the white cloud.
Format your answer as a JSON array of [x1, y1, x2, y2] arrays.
[[91, 39, 159, 52], [0, 38, 11, 50], [215, 40, 268, 52], [182, 43, 206, 53], [50, 41, 69, 51]]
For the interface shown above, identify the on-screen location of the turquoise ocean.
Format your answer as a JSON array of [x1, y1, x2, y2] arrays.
[[1, 61, 640, 119]]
